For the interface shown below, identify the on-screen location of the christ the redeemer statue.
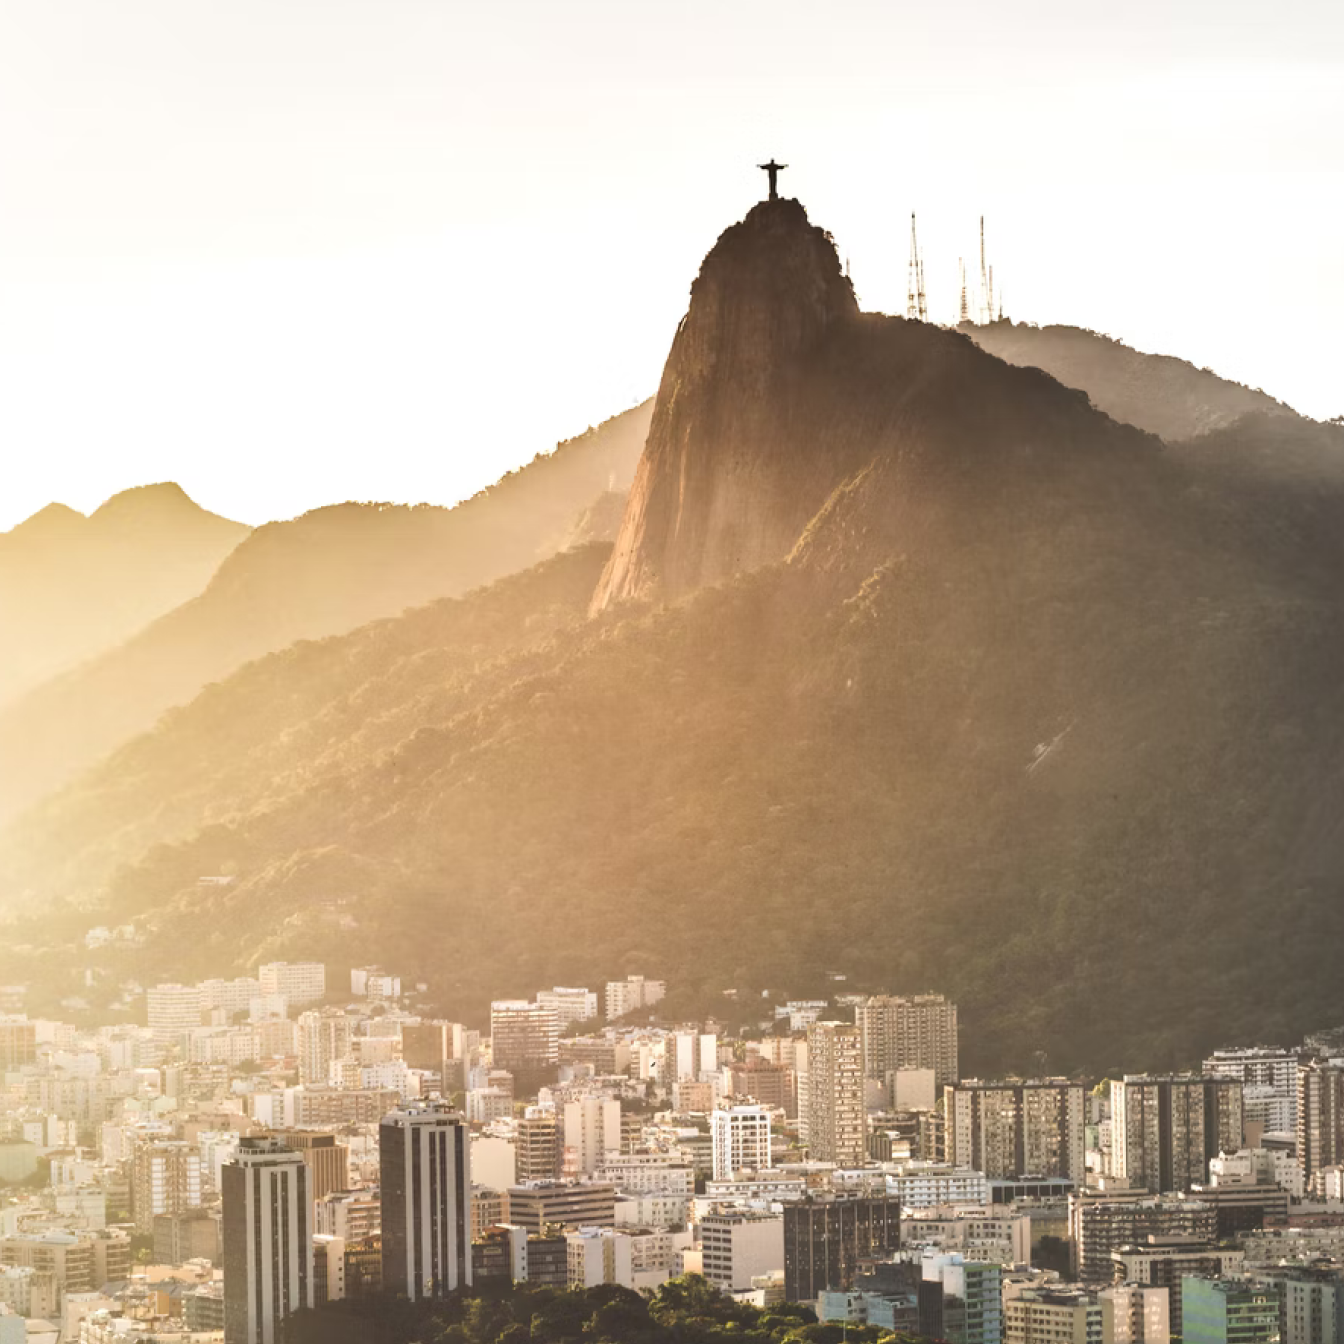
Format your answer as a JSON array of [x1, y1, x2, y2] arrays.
[[758, 159, 787, 201]]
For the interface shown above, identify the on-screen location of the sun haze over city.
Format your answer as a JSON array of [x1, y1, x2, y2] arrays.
[[0, 0, 1340, 531]]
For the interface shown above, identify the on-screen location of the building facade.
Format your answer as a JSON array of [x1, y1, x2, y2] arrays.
[[1111, 1077, 1244, 1193], [946, 1080, 1086, 1181], [856, 994, 960, 1091], [379, 1102, 472, 1301], [711, 1105, 773, 1180], [222, 1136, 312, 1344], [806, 1022, 866, 1166]]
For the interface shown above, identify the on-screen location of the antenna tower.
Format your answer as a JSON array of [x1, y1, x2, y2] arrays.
[[979, 216, 991, 325], [958, 258, 970, 325], [907, 214, 928, 322]]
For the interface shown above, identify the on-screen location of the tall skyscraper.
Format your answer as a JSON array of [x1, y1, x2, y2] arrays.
[[1297, 1060, 1344, 1187], [856, 993, 959, 1091], [222, 1137, 312, 1344], [1111, 1076, 1243, 1192], [805, 1022, 866, 1165], [711, 1105, 773, 1180], [379, 1102, 471, 1301], [945, 1079, 1086, 1181]]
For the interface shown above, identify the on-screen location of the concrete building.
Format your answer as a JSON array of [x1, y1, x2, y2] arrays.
[[536, 988, 598, 1030], [919, 1253, 1003, 1344], [505, 1182, 617, 1235], [701, 1210, 784, 1292], [566, 1227, 633, 1288], [806, 1022, 866, 1166], [296, 1010, 352, 1087], [1099, 1285, 1172, 1344], [515, 1111, 561, 1183], [146, 985, 204, 1042], [1277, 1266, 1344, 1344], [1112, 1077, 1244, 1193], [712, 1105, 773, 1180], [1111, 1240, 1245, 1339], [152, 1209, 221, 1265], [596, 1152, 694, 1196], [856, 994, 960, 1092], [562, 1096, 621, 1175], [257, 962, 326, 1008], [132, 1140, 203, 1233], [946, 1079, 1086, 1181], [1003, 1283, 1104, 1344], [312, 1233, 346, 1306], [604, 976, 666, 1022], [884, 1164, 990, 1210], [1297, 1061, 1344, 1187], [1070, 1192, 1218, 1284], [1182, 1278, 1280, 1344], [379, 1102, 472, 1300], [262, 1131, 348, 1202], [0, 1017, 36, 1072], [314, 1190, 380, 1242], [1203, 1048, 1300, 1138], [222, 1136, 312, 1344], [490, 1001, 558, 1085], [782, 1195, 901, 1302]]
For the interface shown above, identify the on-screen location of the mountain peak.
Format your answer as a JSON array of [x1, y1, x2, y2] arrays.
[[91, 481, 198, 519], [591, 200, 858, 610]]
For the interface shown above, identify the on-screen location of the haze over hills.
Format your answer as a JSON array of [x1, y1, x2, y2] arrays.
[[0, 483, 249, 708], [4, 200, 1344, 1074], [0, 402, 651, 823], [965, 320, 1297, 441]]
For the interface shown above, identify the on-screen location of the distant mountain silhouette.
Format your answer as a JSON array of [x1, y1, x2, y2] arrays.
[[0, 483, 249, 708], [965, 320, 1296, 440], [0, 404, 650, 823], [4, 205, 1344, 1076]]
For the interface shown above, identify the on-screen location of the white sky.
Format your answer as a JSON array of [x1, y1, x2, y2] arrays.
[[0, 0, 1340, 531]]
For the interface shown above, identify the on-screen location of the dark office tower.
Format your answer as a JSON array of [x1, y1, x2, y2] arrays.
[[379, 1102, 471, 1301], [782, 1194, 901, 1302], [222, 1137, 311, 1344]]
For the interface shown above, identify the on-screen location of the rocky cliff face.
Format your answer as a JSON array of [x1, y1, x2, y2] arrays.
[[591, 199, 858, 609]]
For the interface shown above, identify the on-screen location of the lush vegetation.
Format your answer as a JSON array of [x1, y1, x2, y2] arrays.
[[284, 1275, 914, 1344], [5, 305, 1344, 1076]]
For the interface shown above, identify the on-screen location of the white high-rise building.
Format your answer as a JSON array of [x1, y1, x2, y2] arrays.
[[566, 1227, 634, 1288], [147, 985, 204, 1042], [563, 1097, 623, 1175], [536, 988, 599, 1030], [711, 1106, 773, 1180], [699, 1210, 785, 1292], [1203, 1047, 1300, 1136], [223, 1137, 312, 1344], [297, 1010, 352, 1088], [257, 963, 326, 1009], [605, 976, 666, 1022], [379, 1102, 472, 1300]]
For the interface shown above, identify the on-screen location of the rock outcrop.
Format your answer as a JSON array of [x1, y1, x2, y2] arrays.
[[592, 199, 858, 609]]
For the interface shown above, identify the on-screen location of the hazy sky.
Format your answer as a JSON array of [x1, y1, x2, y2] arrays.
[[1, 0, 1340, 531]]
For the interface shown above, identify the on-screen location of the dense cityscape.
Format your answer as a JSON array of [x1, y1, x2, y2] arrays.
[[2, 960, 1343, 1344]]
